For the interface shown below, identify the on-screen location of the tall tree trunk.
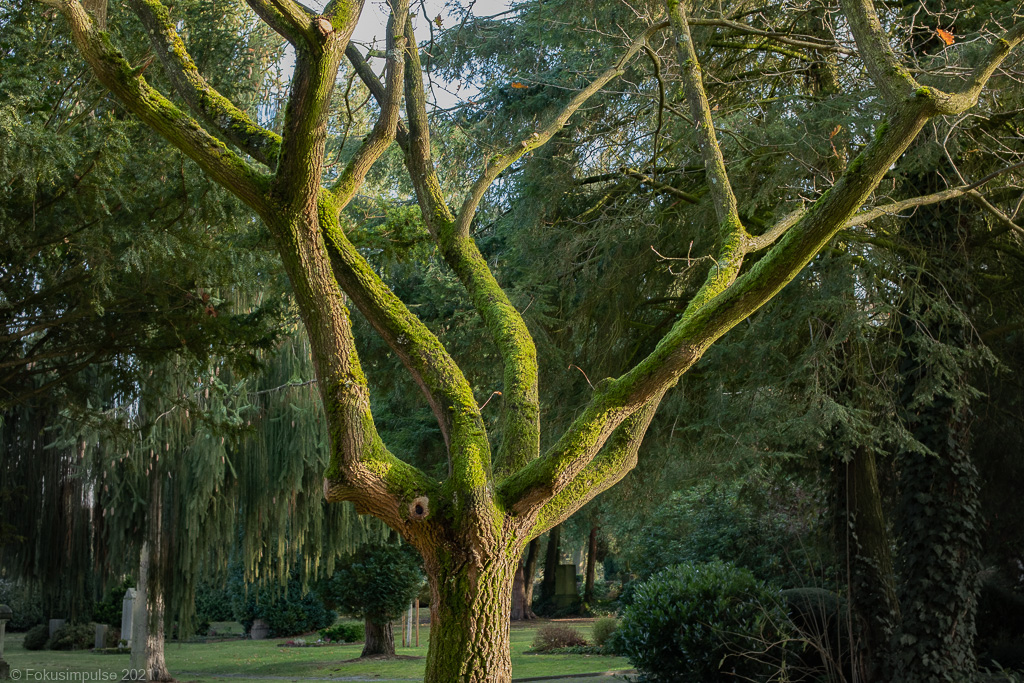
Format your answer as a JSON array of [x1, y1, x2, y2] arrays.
[[834, 446, 898, 682], [522, 538, 539, 617], [422, 552, 517, 682], [889, 310, 982, 682], [539, 524, 561, 608], [511, 564, 527, 621], [511, 539, 540, 620], [129, 471, 172, 681], [362, 618, 395, 657], [584, 525, 598, 606]]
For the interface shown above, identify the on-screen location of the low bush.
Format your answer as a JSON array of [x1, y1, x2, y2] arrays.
[[48, 622, 94, 650], [591, 617, 618, 650], [0, 579, 44, 631], [616, 560, 789, 682], [320, 622, 364, 643], [22, 623, 49, 650], [531, 624, 588, 652], [229, 568, 336, 638]]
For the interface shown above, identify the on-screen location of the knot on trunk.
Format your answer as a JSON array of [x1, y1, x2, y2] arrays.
[[409, 496, 429, 520]]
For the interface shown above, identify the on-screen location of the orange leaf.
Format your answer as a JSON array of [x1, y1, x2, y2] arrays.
[[830, 124, 842, 138], [434, 14, 443, 28], [510, 82, 529, 89], [936, 28, 955, 46]]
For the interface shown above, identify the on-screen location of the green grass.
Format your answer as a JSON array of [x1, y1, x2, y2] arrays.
[[2, 619, 631, 682]]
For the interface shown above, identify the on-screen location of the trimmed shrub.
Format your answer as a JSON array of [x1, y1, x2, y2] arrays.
[[591, 617, 618, 650], [616, 561, 789, 682], [48, 622, 95, 650], [319, 622, 364, 643], [22, 623, 49, 650], [532, 624, 588, 652]]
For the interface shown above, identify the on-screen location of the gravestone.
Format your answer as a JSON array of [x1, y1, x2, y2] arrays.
[[0, 603, 11, 681], [121, 588, 135, 648], [94, 623, 108, 650], [48, 618, 65, 639], [553, 564, 579, 609], [251, 619, 270, 640]]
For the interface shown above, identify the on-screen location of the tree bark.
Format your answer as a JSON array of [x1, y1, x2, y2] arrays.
[[129, 472, 173, 681], [361, 618, 395, 657], [423, 552, 517, 683], [522, 538, 539, 616], [584, 525, 598, 606], [834, 446, 898, 682], [539, 524, 561, 608], [511, 564, 527, 621]]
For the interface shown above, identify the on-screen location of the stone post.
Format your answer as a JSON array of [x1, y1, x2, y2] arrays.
[[0, 603, 12, 680], [121, 588, 135, 648]]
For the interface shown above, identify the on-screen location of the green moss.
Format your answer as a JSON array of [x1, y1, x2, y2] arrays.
[[915, 86, 933, 98]]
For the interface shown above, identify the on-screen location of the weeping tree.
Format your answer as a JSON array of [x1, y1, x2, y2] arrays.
[[37, 0, 1024, 679]]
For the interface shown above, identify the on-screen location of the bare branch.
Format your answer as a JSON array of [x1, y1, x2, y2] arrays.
[[452, 21, 669, 239], [329, 0, 409, 206], [688, 16, 857, 56]]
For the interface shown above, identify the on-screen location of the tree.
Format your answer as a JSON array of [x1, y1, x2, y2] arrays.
[[321, 539, 424, 657], [39, 0, 1024, 680]]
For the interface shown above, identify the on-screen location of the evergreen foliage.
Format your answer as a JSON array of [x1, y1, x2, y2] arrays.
[[616, 561, 789, 682]]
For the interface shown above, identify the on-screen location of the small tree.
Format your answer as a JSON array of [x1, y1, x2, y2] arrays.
[[321, 541, 424, 657]]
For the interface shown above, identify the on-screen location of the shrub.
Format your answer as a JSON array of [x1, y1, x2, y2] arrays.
[[320, 622, 364, 643], [195, 580, 235, 623], [229, 568, 336, 638], [591, 617, 618, 650], [531, 624, 588, 652], [92, 579, 132, 627], [0, 579, 44, 631], [616, 561, 789, 682], [48, 622, 95, 650], [22, 623, 49, 650]]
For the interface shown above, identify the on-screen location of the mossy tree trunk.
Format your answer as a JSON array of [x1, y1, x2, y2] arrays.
[[46, 0, 1023, 679]]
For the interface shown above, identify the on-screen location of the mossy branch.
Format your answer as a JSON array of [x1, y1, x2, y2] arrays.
[[129, 0, 282, 168], [527, 391, 665, 537], [840, 0, 920, 103], [399, 18, 540, 481], [244, 0, 319, 49], [42, 0, 270, 211]]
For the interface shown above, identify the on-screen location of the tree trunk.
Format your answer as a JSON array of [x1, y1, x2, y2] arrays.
[[361, 618, 395, 657], [511, 564, 527, 621], [539, 524, 561, 608], [130, 472, 173, 681], [522, 538, 538, 617], [584, 525, 598, 606], [423, 553, 517, 682], [834, 446, 898, 682]]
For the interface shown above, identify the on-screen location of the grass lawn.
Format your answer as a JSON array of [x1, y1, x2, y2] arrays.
[[2, 619, 632, 682]]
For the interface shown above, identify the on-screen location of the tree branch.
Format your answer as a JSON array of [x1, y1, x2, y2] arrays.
[[840, 0, 920, 103], [41, 0, 269, 211], [244, 0, 317, 48], [329, 0, 409, 207], [688, 16, 857, 56], [526, 391, 665, 538], [931, 21, 1024, 115], [452, 20, 669, 240], [129, 0, 282, 168], [400, 17, 540, 480]]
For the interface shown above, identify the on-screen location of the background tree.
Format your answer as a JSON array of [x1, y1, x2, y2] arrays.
[[320, 538, 424, 657]]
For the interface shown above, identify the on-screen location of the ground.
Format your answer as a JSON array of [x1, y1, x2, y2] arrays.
[[1, 619, 633, 682]]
